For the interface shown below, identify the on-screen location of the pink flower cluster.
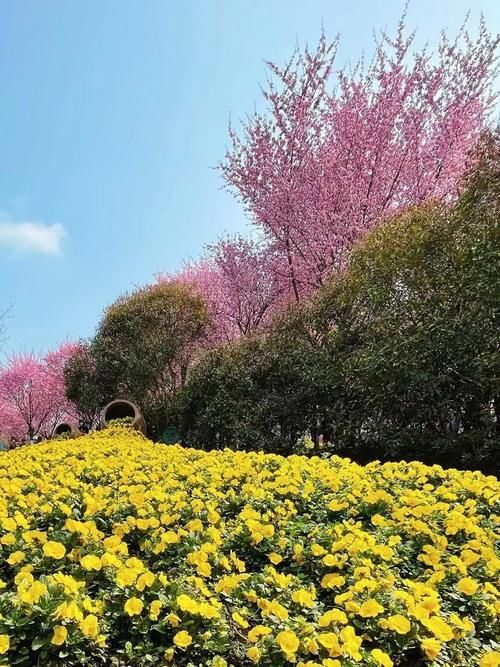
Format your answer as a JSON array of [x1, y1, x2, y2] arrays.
[[163, 18, 498, 343], [0, 343, 79, 443]]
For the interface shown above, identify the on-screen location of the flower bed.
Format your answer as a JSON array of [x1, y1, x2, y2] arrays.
[[0, 428, 498, 666]]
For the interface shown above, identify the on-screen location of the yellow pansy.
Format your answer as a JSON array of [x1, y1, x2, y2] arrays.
[[276, 630, 300, 654], [320, 574, 345, 589], [291, 588, 315, 608], [232, 611, 249, 628], [0, 635, 9, 655], [423, 616, 454, 642], [79, 614, 99, 639], [0, 425, 498, 665], [18, 580, 48, 605], [7, 550, 25, 565], [80, 554, 102, 571], [51, 626, 68, 646], [248, 625, 272, 643], [177, 594, 199, 614], [339, 626, 362, 661], [43, 541, 66, 559], [136, 571, 155, 591], [481, 652, 500, 667], [149, 599, 162, 620], [420, 637, 442, 660], [247, 646, 262, 663], [382, 615, 411, 635], [358, 598, 384, 618], [457, 577, 479, 596], [318, 632, 341, 654], [319, 609, 348, 626], [371, 648, 393, 667], [124, 597, 144, 616], [173, 630, 192, 649], [115, 566, 137, 587]]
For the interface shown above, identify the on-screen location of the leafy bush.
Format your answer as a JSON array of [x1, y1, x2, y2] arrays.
[[0, 428, 498, 666], [179, 133, 500, 473], [66, 282, 210, 439], [175, 328, 324, 454]]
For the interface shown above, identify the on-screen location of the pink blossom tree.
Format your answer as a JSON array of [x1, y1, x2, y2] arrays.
[[0, 343, 79, 441], [220, 16, 499, 301], [159, 235, 284, 343]]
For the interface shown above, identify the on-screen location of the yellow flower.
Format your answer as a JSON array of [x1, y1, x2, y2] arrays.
[[311, 543, 327, 556], [136, 571, 155, 591], [124, 597, 144, 616], [232, 611, 249, 628], [319, 609, 348, 627], [52, 572, 80, 595], [268, 552, 283, 565], [80, 554, 102, 571], [43, 541, 66, 559], [53, 600, 83, 622], [197, 561, 212, 577], [79, 614, 99, 639], [177, 594, 199, 614], [339, 626, 362, 661], [173, 630, 192, 649], [371, 648, 393, 667], [481, 652, 500, 667], [19, 580, 48, 605], [0, 419, 498, 666], [358, 599, 384, 618], [318, 632, 341, 654], [383, 614, 411, 635], [0, 635, 9, 655], [2, 517, 17, 531], [164, 647, 175, 661], [247, 646, 262, 663], [248, 625, 272, 643], [276, 630, 300, 654], [7, 550, 25, 565], [101, 552, 121, 568], [423, 616, 454, 642], [420, 637, 442, 660], [266, 600, 288, 620], [149, 599, 162, 620], [457, 577, 479, 596], [328, 500, 347, 512], [51, 626, 68, 646], [193, 601, 217, 619], [166, 613, 181, 627], [116, 566, 138, 587], [320, 574, 345, 589], [291, 588, 315, 608]]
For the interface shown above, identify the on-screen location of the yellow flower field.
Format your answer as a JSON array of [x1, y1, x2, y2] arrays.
[[0, 428, 499, 666]]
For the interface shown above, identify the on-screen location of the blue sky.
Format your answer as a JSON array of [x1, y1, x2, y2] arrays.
[[0, 0, 499, 355]]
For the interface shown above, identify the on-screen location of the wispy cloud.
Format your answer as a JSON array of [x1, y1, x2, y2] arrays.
[[0, 214, 66, 255]]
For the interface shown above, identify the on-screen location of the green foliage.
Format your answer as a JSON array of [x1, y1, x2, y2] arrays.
[[315, 131, 500, 472], [66, 282, 210, 438], [64, 344, 103, 430], [175, 323, 324, 454], [178, 133, 500, 473]]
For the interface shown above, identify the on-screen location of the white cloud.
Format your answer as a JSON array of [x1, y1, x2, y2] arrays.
[[0, 215, 66, 255]]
